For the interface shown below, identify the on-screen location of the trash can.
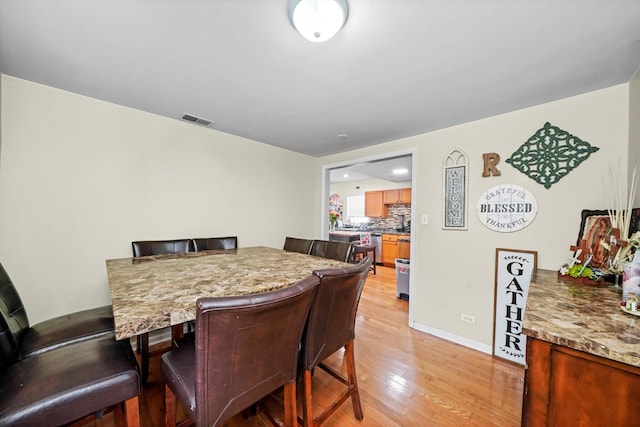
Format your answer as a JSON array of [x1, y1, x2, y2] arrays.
[[395, 258, 410, 300]]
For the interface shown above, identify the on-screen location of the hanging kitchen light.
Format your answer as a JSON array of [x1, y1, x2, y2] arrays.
[[288, 0, 348, 43]]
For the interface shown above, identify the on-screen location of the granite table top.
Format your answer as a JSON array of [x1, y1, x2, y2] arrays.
[[105, 246, 350, 340], [523, 269, 640, 367]]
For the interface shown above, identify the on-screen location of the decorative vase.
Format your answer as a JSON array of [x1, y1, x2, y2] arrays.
[[330, 222, 336, 232]]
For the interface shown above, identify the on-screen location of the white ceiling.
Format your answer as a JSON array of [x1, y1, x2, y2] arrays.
[[1, 1, 639, 158], [329, 155, 412, 183]]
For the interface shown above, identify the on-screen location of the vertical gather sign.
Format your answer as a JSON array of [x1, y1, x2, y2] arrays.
[[493, 248, 537, 365]]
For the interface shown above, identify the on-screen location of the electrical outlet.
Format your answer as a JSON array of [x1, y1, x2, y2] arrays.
[[421, 214, 429, 224], [460, 313, 476, 324]]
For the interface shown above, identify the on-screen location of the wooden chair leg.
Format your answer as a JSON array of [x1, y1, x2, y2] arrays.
[[344, 341, 363, 420], [124, 396, 141, 427], [302, 369, 314, 427], [283, 382, 297, 427], [165, 384, 177, 427], [304, 342, 363, 427]]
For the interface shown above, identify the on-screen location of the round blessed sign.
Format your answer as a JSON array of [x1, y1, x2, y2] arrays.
[[476, 184, 537, 232]]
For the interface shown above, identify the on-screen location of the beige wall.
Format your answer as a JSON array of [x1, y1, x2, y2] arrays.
[[0, 75, 321, 324], [320, 84, 630, 350], [1, 74, 633, 352]]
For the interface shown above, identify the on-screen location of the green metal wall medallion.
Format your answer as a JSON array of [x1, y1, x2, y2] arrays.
[[506, 122, 599, 189]]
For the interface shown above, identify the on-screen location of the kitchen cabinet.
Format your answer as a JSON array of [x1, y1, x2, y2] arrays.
[[397, 238, 410, 259], [522, 269, 640, 427], [383, 189, 399, 204], [399, 188, 411, 203], [522, 337, 640, 426], [381, 234, 398, 266], [383, 188, 412, 204], [364, 191, 388, 218]]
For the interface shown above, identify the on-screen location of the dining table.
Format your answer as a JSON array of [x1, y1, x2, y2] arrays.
[[105, 246, 351, 383]]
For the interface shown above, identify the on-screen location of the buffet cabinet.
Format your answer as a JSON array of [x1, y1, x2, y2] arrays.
[[522, 337, 640, 426]]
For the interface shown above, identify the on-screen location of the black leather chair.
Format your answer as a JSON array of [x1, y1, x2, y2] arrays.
[[131, 238, 193, 384], [131, 239, 193, 257], [309, 239, 353, 262], [283, 237, 314, 254], [300, 258, 372, 427], [161, 275, 319, 427], [193, 236, 238, 251], [0, 318, 140, 426], [0, 262, 114, 359]]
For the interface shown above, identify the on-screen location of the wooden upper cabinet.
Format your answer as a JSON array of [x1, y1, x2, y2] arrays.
[[364, 191, 388, 218], [399, 188, 411, 203], [383, 189, 399, 204], [383, 188, 411, 204]]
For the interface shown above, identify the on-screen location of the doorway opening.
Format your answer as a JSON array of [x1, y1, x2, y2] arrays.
[[322, 149, 416, 327]]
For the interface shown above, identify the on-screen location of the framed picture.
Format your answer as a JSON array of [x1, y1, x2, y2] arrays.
[[576, 209, 640, 270], [493, 248, 537, 365]]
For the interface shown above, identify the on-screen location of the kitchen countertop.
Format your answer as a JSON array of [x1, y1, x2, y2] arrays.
[[329, 230, 363, 236], [334, 228, 410, 236], [523, 269, 640, 367]]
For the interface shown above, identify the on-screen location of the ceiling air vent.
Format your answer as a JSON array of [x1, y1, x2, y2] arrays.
[[181, 114, 214, 127]]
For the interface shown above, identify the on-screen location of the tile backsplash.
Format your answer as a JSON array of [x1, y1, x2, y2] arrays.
[[370, 204, 411, 229]]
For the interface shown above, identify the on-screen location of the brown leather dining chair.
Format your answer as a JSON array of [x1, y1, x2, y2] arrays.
[[131, 238, 193, 384], [131, 238, 193, 257], [0, 316, 140, 426], [283, 236, 314, 254], [0, 262, 114, 359], [300, 257, 372, 427], [161, 275, 320, 427], [309, 239, 353, 262], [192, 236, 238, 251]]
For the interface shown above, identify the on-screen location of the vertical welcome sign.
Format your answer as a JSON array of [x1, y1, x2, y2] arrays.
[[442, 148, 468, 230], [493, 248, 537, 365]]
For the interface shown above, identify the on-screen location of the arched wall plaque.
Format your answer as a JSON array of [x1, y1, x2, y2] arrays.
[[443, 148, 468, 230], [477, 184, 538, 232]]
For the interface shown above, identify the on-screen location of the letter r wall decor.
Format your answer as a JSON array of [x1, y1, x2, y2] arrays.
[[443, 148, 468, 230]]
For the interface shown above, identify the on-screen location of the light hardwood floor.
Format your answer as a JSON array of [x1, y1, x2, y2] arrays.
[[97, 265, 524, 427]]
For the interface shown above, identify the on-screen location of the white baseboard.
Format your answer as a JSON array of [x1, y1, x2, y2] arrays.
[[412, 321, 493, 354], [134, 323, 492, 356]]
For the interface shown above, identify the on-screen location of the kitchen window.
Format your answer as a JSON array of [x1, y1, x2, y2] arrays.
[[345, 195, 369, 226]]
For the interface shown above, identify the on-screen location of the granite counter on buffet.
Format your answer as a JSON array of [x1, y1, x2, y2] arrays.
[[521, 269, 640, 426]]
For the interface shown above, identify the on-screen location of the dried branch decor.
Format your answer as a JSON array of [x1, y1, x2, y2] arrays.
[[605, 162, 639, 274]]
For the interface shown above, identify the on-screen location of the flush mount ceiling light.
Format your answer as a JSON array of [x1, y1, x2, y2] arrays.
[[289, 0, 348, 43], [392, 168, 409, 175]]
